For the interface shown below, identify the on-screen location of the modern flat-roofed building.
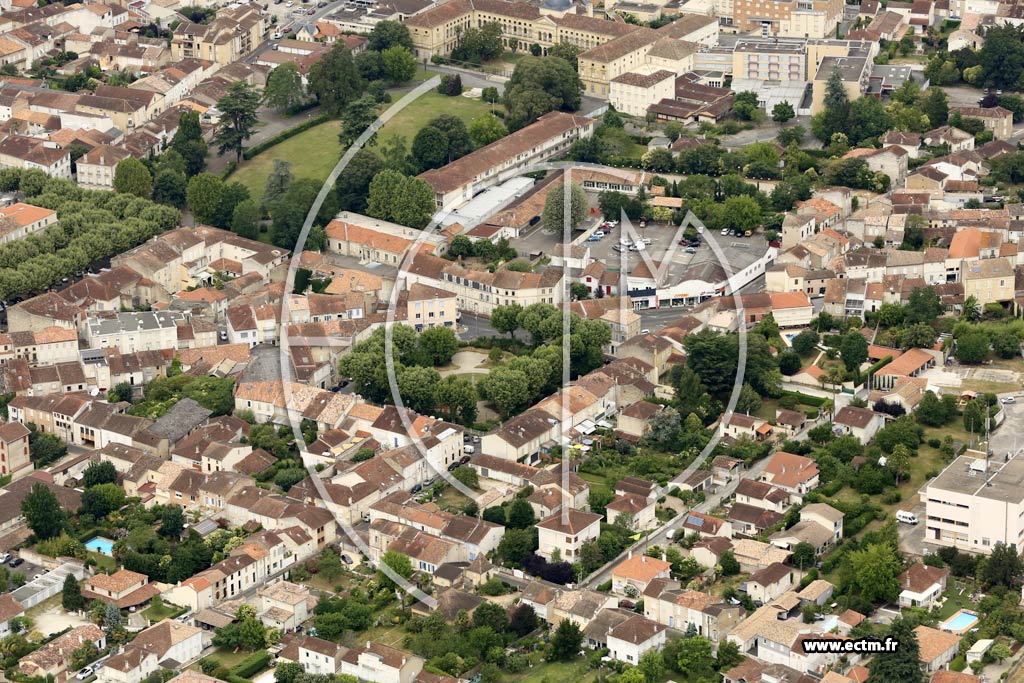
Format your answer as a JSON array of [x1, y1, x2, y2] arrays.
[[922, 454, 1024, 554]]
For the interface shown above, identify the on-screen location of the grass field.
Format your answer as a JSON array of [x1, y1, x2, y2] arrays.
[[376, 91, 496, 151], [231, 119, 343, 203]]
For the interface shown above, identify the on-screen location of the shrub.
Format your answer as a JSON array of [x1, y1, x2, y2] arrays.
[[239, 114, 331, 161], [232, 651, 270, 679]]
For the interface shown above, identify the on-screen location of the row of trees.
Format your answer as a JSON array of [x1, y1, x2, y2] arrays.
[[0, 170, 180, 300]]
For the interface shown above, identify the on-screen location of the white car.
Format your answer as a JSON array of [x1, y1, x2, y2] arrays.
[[619, 238, 632, 247], [640, 329, 650, 334], [76, 668, 93, 680], [640, 238, 652, 245], [697, 225, 704, 234], [273, 31, 283, 38], [720, 228, 729, 235], [1002, 396, 1016, 404]]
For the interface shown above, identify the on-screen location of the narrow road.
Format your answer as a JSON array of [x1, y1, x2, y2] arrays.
[[581, 413, 828, 588]]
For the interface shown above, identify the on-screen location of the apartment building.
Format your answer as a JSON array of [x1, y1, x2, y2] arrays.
[[577, 15, 718, 97], [0, 421, 30, 481], [418, 111, 595, 211], [405, 0, 641, 61], [0, 202, 57, 245], [85, 311, 185, 353], [923, 455, 1024, 554], [171, 3, 266, 65], [731, 0, 844, 37]]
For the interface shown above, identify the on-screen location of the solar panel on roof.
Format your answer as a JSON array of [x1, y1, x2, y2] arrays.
[[686, 515, 704, 527]]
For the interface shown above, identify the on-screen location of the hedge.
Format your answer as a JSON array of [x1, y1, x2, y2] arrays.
[[231, 651, 270, 679], [866, 355, 894, 378], [241, 113, 332, 161], [779, 389, 826, 407]]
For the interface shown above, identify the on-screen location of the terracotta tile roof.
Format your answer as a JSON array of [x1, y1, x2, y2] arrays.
[[914, 625, 960, 663], [613, 554, 671, 582]]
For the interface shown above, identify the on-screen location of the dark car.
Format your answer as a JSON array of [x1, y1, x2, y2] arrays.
[[411, 484, 422, 493], [618, 599, 635, 609], [8, 557, 23, 568], [339, 380, 349, 388], [340, 554, 353, 564], [460, 455, 471, 464], [329, 386, 340, 392], [447, 462, 459, 471]]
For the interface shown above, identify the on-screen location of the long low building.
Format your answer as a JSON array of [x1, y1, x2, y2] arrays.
[[418, 111, 595, 213]]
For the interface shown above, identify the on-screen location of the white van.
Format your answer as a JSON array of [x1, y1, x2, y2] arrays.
[[896, 510, 918, 525], [463, 445, 475, 455]]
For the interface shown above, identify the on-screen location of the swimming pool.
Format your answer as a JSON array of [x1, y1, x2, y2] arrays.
[[941, 609, 980, 633], [85, 537, 114, 556]]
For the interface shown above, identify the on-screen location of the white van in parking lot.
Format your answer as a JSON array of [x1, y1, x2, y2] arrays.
[[896, 510, 918, 525]]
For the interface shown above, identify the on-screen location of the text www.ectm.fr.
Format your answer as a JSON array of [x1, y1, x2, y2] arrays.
[[801, 638, 900, 654]]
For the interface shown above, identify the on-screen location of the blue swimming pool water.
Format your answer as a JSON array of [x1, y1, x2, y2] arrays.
[[942, 610, 979, 632], [85, 537, 114, 556]]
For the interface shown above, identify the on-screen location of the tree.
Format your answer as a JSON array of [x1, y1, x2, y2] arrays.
[[840, 331, 868, 371], [473, 601, 509, 633], [490, 304, 522, 338], [80, 483, 127, 518], [791, 542, 816, 570], [507, 498, 535, 529], [62, 574, 84, 611], [21, 482, 66, 540], [264, 63, 305, 115], [906, 286, 943, 324], [231, 199, 260, 240], [152, 169, 187, 207], [187, 173, 225, 225], [541, 181, 587, 231], [675, 636, 715, 683], [380, 45, 417, 84], [468, 113, 507, 148], [508, 603, 537, 636], [452, 466, 479, 490], [308, 44, 364, 116], [990, 642, 1012, 663], [366, 170, 435, 229], [848, 543, 901, 605], [638, 650, 665, 683], [956, 331, 990, 364], [113, 157, 152, 198], [920, 87, 949, 127], [159, 504, 185, 538], [82, 461, 117, 488], [791, 329, 819, 355], [503, 56, 581, 131], [983, 542, 1024, 588], [772, 101, 795, 123], [275, 662, 305, 683], [411, 126, 449, 171], [103, 602, 122, 632], [214, 81, 260, 164], [888, 443, 912, 485], [478, 366, 531, 417], [812, 69, 851, 143], [548, 619, 583, 661], [378, 550, 414, 591], [719, 550, 740, 576], [334, 148, 382, 213], [429, 114, 472, 161], [435, 376, 477, 424], [418, 326, 458, 365], [369, 20, 412, 51], [867, 617, 924, 683]]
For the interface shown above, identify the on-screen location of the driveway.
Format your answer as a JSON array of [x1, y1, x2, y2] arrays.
[[33, 603, 93, 636]]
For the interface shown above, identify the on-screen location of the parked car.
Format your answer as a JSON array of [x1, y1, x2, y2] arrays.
[[1002, 396, 1016, 404], [684, 247, 697, 254], [640, 238, 652, 245], [460, 455, 471, 464], [640, 329, 650, 334], [448, 462, 459, 471], [341, 554, 354, 564], [619, 238, 632, 247], [0, 553, 10, 564], [411, 484, 422, 494], [612, 245, 624, 252], [9, 557, 23, 568], [720, 228, 729, 235], [586, 235, 601, 242], [273, 31, 283, 38], [76, 668, 93, 680]]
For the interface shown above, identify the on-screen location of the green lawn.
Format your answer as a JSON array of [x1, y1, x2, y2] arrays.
[[206, 648, 260, 670], [514, 659, 601, 683], [88, 551, 116, 572], [936, 582, 979, 620], [231, 120, 343, 203], [143, 601, 186, 622], [376, 91, 496, 151]]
